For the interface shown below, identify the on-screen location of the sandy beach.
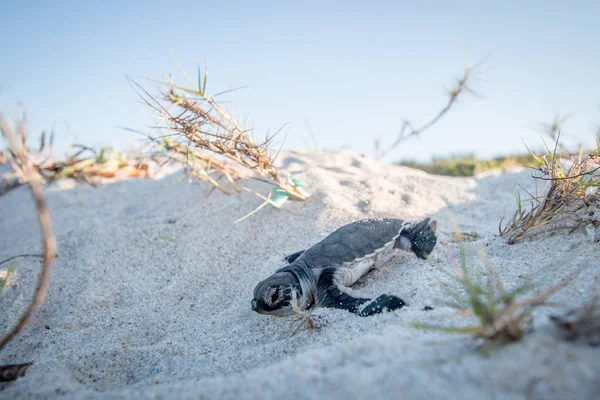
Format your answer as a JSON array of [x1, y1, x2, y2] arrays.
[[0, 149, 598, 399]]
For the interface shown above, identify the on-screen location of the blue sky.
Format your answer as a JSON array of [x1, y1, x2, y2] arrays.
[[1, 1, 599, 162]]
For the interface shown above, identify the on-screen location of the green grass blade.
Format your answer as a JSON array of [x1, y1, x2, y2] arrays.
[[440, 284, 469, 308]]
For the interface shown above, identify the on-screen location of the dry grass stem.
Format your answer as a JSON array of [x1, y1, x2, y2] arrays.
[[0, 254, 44, 268], [0, 112, 151, 196], [537, 113, 573, 142], [128, 64, 309, 219], [500, 132, 600, 244], [0, 115, 57, 351], [375, 58, 485, 159], [288, 290, 324, 336]]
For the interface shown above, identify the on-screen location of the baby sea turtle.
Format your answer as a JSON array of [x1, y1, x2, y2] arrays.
[[251, 217, 437, 317]]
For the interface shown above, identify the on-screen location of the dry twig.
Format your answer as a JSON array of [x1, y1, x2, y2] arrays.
[[537, 113, 573, 142], [375, 58, 485, 159], [0, 115, 56, 351], [288, 290, 324, 336]]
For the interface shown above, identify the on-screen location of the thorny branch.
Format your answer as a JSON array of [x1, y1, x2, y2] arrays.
[[128, 66, 310, 222]]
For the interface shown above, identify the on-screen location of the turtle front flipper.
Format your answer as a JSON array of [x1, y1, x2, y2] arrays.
[[316, 267, 407, 316], [283, 250, 305, 264]]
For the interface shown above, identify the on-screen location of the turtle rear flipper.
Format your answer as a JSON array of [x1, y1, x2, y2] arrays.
[[316, 267, 407, 316], [397, 217, 437, 259]]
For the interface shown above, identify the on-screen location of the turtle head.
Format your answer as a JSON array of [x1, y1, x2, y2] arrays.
[[251, 271, 301, 316]]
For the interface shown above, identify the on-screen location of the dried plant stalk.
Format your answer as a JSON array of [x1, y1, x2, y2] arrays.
[[0, 115, 57, 351], [0, 113, 151, 196], [288, 290, 324, 336], [500, 133, 600, 244], [129, 65, 309, 212], [375, 58, 485, 159]]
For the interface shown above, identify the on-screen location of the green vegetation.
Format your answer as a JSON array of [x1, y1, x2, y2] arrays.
[[412, 231, 572, 354], [500, 137, 600, 244], [398, 153, 540, 177]]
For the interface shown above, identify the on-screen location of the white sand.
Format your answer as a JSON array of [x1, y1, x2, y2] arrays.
[[0, 150, 598, 399]]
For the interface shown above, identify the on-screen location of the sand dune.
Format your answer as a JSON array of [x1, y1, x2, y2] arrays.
[[0, 150, 597, 399]]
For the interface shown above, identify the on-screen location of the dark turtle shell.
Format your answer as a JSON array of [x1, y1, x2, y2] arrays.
[[297, 218, 408, 269]]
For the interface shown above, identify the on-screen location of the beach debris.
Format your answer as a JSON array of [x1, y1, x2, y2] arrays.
[[550, 293, 600, 346], [0, 362, 33, 382], [252, 217, 437, 317]]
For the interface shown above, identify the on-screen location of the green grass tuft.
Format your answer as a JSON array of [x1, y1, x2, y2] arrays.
[[412, 230, 573, 354], [500, 135, 600, 244]]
